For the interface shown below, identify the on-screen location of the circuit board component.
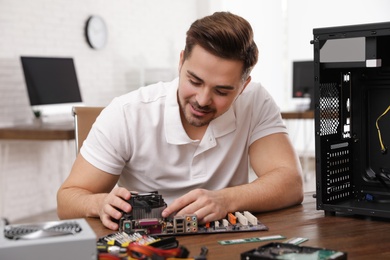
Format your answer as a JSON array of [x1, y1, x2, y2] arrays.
[[118, 191, 268, 235]]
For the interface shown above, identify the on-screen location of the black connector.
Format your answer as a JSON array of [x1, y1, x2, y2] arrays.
[[177, 246, 190, 258], [149, 236, 179, 250], [194, 246, 208, 260]]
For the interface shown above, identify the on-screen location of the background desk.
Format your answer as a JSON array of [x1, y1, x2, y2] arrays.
[[0, 112, 314, 140], [25, 192, 387, 260], [281, 110, 314, 120], [0, 122, 74, 140]]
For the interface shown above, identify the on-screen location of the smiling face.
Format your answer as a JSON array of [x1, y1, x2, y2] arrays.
[[178, 45, 251, 133]]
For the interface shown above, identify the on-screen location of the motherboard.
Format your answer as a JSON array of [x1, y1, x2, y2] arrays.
[[118, 191, 268, 236]]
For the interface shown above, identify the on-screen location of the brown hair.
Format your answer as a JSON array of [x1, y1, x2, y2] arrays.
[[183, 12, 258, 81]]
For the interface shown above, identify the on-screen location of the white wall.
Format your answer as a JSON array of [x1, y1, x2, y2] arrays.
[[0, 0, 199, 221], [215, 0, 390, 109], [0, 0, 199, 126], [1, 0, 390, 221]]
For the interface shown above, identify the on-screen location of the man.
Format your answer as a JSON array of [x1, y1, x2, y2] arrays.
[[57, 12, 303, 230]]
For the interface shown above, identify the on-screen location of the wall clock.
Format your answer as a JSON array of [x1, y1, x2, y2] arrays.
[[85, 15, 108, 50]]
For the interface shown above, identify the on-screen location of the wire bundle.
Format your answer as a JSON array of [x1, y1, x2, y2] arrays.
[[376, 105, 390, 154]]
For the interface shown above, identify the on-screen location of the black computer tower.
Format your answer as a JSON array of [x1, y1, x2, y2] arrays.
[[313, 22, 390, 217]]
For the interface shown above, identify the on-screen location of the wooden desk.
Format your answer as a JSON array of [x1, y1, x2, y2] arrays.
[[80, 192, 389, 260], [281, 110, 314, 119], [0, 112, 313, 141], [0, 122, 74, 140]]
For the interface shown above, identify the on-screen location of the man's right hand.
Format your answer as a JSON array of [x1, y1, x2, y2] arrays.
[[99, 187, 132, 230]]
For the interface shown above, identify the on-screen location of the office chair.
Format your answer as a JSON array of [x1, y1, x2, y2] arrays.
[[72, 106, 104, 154]]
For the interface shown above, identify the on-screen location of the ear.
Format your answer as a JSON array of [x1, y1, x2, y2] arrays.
[[240, 76, 252, 94], [178, 50, 184, 72]]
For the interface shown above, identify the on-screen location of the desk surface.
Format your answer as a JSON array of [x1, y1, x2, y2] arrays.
[[0, 122, 74, 140], [80, 192, 389, 260], [281, 110, 314, 119]]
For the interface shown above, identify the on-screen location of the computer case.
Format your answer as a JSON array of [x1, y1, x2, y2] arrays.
[[312, 22, 390, 217]]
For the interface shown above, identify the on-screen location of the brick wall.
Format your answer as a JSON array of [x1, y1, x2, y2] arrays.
[[0, 0, 199, 221]]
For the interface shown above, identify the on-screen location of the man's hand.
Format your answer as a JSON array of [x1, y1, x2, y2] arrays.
[[161, 189, 229, 223], [99, 187, 132, 230]]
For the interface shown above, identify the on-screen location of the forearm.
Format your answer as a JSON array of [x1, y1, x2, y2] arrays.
[[221, 167, 304, 213], [57, 187, 106, 219]]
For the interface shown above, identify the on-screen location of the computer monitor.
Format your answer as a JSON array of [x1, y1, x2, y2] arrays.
[[292, 60, 314, 110], [21, 56, 83, 122]]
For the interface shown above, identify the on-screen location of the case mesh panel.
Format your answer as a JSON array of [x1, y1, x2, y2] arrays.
[[319, 83, 339, 136]]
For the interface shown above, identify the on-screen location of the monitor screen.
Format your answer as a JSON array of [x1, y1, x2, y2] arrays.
[[292, 60, 314, 98], [21, 56, 82, 106], [292, 60, 314, 110]]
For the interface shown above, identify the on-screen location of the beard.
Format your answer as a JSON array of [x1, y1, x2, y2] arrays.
[[180, 99, 216, 127]]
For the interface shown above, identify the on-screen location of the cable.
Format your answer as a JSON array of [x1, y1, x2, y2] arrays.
[[98, 253, 122, 260], [375, 169, 390, 191], [127, 244, 189, 259], [376, 105, 390, 154]]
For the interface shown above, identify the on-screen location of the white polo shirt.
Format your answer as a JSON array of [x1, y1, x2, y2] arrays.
[[81, 78, 287, 204]]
